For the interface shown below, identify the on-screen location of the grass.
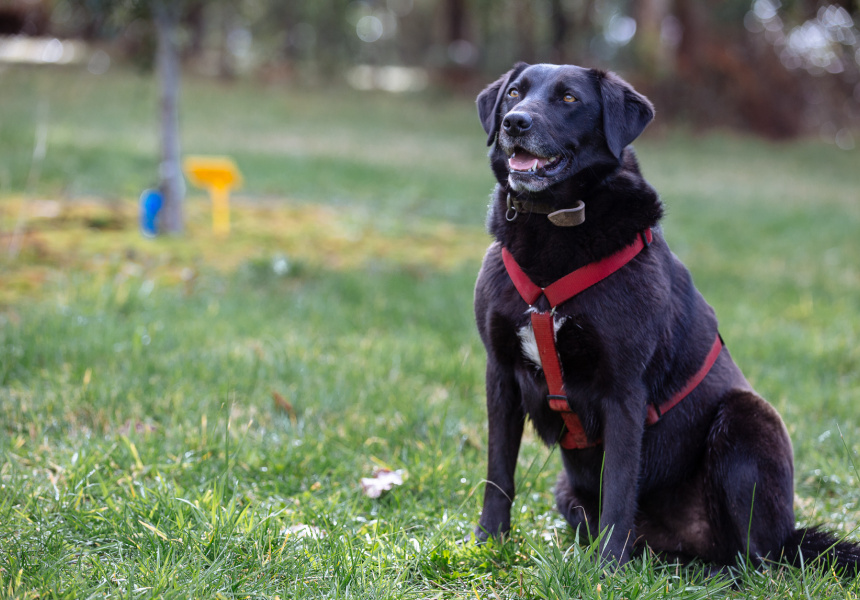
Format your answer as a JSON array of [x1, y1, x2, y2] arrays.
[[1, 63, 859, 598]]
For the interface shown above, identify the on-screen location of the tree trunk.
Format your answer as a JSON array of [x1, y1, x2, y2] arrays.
[[513, 0, 536, 63], [441, 0, 472, 89], [632, 0, 670, 78], [154, 4, 184, 234], [446, 0, 465, 42], [549, 0, 568, 63], [218, 2, 236, 80]]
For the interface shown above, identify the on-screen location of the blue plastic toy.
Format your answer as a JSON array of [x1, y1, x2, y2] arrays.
[[140, 189, 163, 237]]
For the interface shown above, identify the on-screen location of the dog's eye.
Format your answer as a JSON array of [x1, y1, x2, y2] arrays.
[[508, 88, 519, 98], [563, 93, 577, 103]]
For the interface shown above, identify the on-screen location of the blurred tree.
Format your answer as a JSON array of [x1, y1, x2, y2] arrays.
[[152, 1, 183, 232], [631, 0, 670, 79], [447, 0, 466, 43], [60, 0, 860, 140], [548, 0, 570, 63], [667, 0, 805, 137], [514, 0, 537, 63], [74, 0, 196, 233], [0, 0, 50, 35]]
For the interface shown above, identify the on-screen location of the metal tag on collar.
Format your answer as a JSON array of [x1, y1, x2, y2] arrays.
[[547, 200, 585, 227], [640, 229, 652, 247], [505, 193, 518, 222]]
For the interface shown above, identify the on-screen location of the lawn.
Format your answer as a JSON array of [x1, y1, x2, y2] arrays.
[[1, 64, 859, 598]]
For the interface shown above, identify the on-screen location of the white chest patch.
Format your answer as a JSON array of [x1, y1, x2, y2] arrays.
[[517, 312, 567, 369]]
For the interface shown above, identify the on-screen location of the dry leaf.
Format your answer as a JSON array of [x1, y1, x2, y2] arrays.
[[272, 391, 297, 421], [360, 468, 404, 498], [119, 420, 158, 436], [284, 524, 325, 539]]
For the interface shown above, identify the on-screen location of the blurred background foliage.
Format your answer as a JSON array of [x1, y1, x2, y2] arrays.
[[1, 0, 858, 142]]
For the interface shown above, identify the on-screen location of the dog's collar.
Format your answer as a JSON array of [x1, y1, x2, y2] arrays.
[[506, 193, 585, 227]]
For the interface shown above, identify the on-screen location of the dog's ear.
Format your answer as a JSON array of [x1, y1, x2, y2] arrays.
[[598, 71, 654, 159], [476, 62, 529, 147]]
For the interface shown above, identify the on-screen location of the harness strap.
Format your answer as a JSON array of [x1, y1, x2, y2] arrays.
[[531, 311, 596, 449], [502, 229, 721, 450], [503, 229, 652, 308], [646, 334, 723, 426]]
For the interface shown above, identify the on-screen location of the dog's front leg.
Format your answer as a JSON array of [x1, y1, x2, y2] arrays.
[[597, 392, 646, 565], [474, 358, 524, 542]]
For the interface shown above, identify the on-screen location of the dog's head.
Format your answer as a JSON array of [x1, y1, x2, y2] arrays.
[[477, 63, 654, 194]]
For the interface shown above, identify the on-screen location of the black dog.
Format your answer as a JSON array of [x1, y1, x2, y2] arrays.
[[472, 62, 860, 572]]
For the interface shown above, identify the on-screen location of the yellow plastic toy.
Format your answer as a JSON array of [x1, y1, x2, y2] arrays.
[[183, 156, 243, 235]]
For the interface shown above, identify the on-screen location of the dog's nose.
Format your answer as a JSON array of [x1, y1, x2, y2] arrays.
[[502, 112, 532, 136]]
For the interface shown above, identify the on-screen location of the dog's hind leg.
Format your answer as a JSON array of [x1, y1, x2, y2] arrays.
[[702, 390, 796, 567]]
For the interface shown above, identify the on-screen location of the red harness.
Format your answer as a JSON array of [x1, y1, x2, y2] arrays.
[[502, 229, 723, 450]]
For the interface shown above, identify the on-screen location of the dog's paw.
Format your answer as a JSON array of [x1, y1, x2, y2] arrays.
[[466, 526, 493, 545], [598, 537, 632, 571], [465, 522, 509, 546], [461, 529, 486, 546]]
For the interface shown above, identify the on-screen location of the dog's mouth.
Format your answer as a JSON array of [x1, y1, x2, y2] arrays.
[[508, 149, 568, 178]]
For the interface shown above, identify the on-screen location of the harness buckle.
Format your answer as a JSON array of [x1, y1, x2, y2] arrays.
[[547, 394, 570, 413]]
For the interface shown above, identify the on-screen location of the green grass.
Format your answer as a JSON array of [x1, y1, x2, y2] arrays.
[[1, 63, 859, 598]]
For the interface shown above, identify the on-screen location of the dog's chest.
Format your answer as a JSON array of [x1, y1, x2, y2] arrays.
[[517, 310, 568, 369]]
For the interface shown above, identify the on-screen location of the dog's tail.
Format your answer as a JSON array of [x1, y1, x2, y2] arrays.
[[781, 526, 860, 575]]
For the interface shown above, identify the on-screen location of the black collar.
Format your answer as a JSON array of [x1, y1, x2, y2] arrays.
[[505, 193, 585, 227]]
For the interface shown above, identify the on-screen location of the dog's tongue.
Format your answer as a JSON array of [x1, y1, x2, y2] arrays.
[[509, 151, 547, 172]]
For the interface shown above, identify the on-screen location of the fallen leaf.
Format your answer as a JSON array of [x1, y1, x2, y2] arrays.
[[360, 468, 404, 498], [284, 524, 325, 539], [119, 420, 158, 436], [272, 391, 297, 423]]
